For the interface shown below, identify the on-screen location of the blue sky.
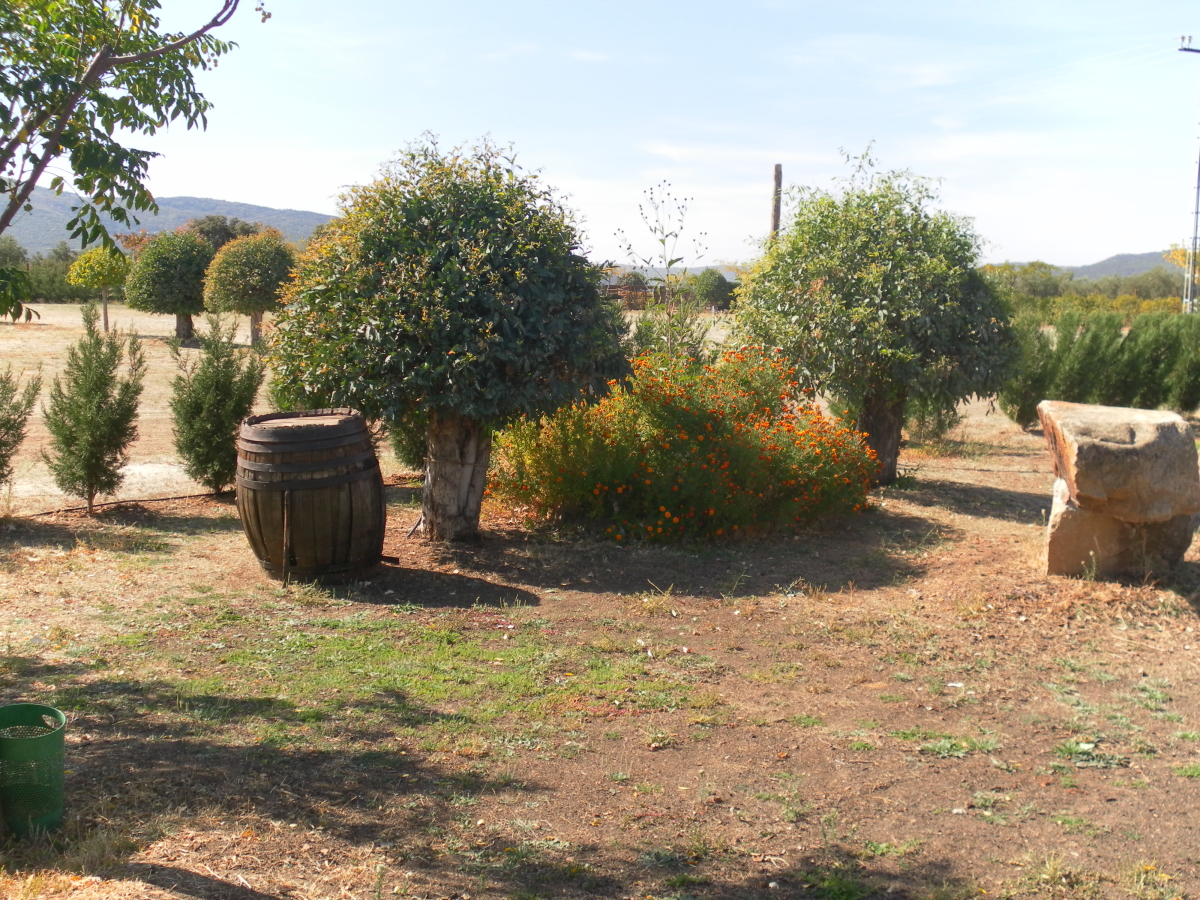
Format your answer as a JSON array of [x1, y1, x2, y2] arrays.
[[129, 0, 1200, 267]]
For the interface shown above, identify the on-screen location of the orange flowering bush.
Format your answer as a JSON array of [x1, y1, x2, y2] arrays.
[[491, 347, 876, 542]]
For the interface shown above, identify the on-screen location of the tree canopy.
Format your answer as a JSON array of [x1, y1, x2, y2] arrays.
[[272, 137, 627, 539], [273, 138, 626, 425], [686, 267, 735, 310], [204, 228, 294, 344], [735, 159, 1014, 483], [187, 215, 260, 252], [124, 230, 214, 339], [68, 247, 130, 292], [0, 0, 265, 321]]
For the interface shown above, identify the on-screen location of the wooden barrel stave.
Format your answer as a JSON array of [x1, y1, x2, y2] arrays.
[[235, 408, 385, 583]]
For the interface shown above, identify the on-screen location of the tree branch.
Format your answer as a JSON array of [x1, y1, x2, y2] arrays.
[[108, 0, 240, 66]]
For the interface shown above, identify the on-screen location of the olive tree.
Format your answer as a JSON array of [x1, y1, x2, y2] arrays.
[[203, 228, 294, 345], [271, 138, 627, 541], [67, 246, 130, 332], [735, 161, 1014, 484], [124, 230, 213, 339]]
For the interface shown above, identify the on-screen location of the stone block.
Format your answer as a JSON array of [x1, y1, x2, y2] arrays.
[[1037, 400, 1200, 524], [1046, 478, 1197, 577]]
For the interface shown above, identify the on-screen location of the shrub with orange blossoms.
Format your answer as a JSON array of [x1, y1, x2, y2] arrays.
[[490, 347, 876, 542]]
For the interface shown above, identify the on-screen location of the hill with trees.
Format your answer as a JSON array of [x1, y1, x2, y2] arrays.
[[5, 187, 332, 254]]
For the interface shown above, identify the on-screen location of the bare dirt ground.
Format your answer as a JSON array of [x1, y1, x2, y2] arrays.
[[1, 310, 1200, 900]]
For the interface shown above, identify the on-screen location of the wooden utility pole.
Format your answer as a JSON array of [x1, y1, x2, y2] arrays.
[[771, 164, 782, 237]]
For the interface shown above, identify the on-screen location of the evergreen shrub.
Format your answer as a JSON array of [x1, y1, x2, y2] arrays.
[[999, 311, 1200, 428], [42, 304, 145, 512], [490, 347, 875, 542], [0, 367, 41, 489], [170, 316, 265, 492]]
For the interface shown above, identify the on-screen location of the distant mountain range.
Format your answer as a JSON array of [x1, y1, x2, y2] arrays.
[[1061, 251, 1182, 279], [1, 189, 1186, 279], [4, 187, 334, 254]]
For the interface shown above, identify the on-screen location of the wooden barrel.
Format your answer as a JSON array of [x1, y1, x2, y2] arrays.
[[236, 408, 386, 583]]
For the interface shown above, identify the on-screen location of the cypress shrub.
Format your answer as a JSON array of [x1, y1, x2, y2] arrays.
[[169, 317, 265, 493], [0, 368, 41, 490], [1112, 313, 1179, 410], [1001, 311, 1200, 425], [42, 304, 145, 513], [1048, 312, 1123, 405], [998, 317, 1056, 429], [1167, 315, 1200, 413]]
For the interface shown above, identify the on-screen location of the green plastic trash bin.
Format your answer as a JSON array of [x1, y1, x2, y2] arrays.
[[0, 703, 66, 837]]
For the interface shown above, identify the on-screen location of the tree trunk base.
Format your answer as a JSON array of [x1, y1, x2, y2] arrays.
[[856, 391, 907, 486], [175, 313, 194, 341], [250, 310, 263, 347], [422, 410, 491, 541]]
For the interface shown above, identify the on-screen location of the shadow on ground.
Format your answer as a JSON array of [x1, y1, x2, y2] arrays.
[[889, 478, 1048, 525], [393, 506, 964, 603], [0, 656, 983, 900], [1, 503, 244, 559], [364, 566, 541, 608]]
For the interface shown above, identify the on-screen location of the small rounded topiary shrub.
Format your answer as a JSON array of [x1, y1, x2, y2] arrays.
[[490, 347, 876, 542]]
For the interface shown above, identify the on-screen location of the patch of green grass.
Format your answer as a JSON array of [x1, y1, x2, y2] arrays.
[[1174, 764, 1200, 778], [801, 863, 872, 900], [788, 714, 823, 727], [665, 872, 710, 888], [848, 740, 874, 751], [640, 848, 685, 870], [1053, 739, 1129, 769], [879, 693, 906, 703], [1123, 861, 1183, 900], [859, 839, 920, 858], [918, 735, 999, 759], [1051, 813, 1106, 837], [890, 727, 953, 741], [1132, 680, 1173, 710]]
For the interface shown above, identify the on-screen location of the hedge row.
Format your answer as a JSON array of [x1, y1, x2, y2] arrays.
[[999, 312, 1200, 428]]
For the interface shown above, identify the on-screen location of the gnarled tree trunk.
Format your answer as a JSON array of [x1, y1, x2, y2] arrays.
[[250, 309, 263, 346], [422, 409, 491, 541], [175, 313, 194, 340], [856, 389, 907, 486]]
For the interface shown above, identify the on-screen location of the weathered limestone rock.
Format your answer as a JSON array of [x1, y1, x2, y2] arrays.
[[1037, 400, 1200, 523], [1046, 478, 1196, 577]]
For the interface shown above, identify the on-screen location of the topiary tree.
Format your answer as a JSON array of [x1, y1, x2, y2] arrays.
[[203, 228, 294, 345], [170, 316, 265, 492], [735, 158, 1015, 484], [67, 247, 130, 333], [0, 367, 41, 492], [124, 230, 213, 339], [686, 267, 734, 310], [271, 137, 628, 541], [42, 304, 145, 513]]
